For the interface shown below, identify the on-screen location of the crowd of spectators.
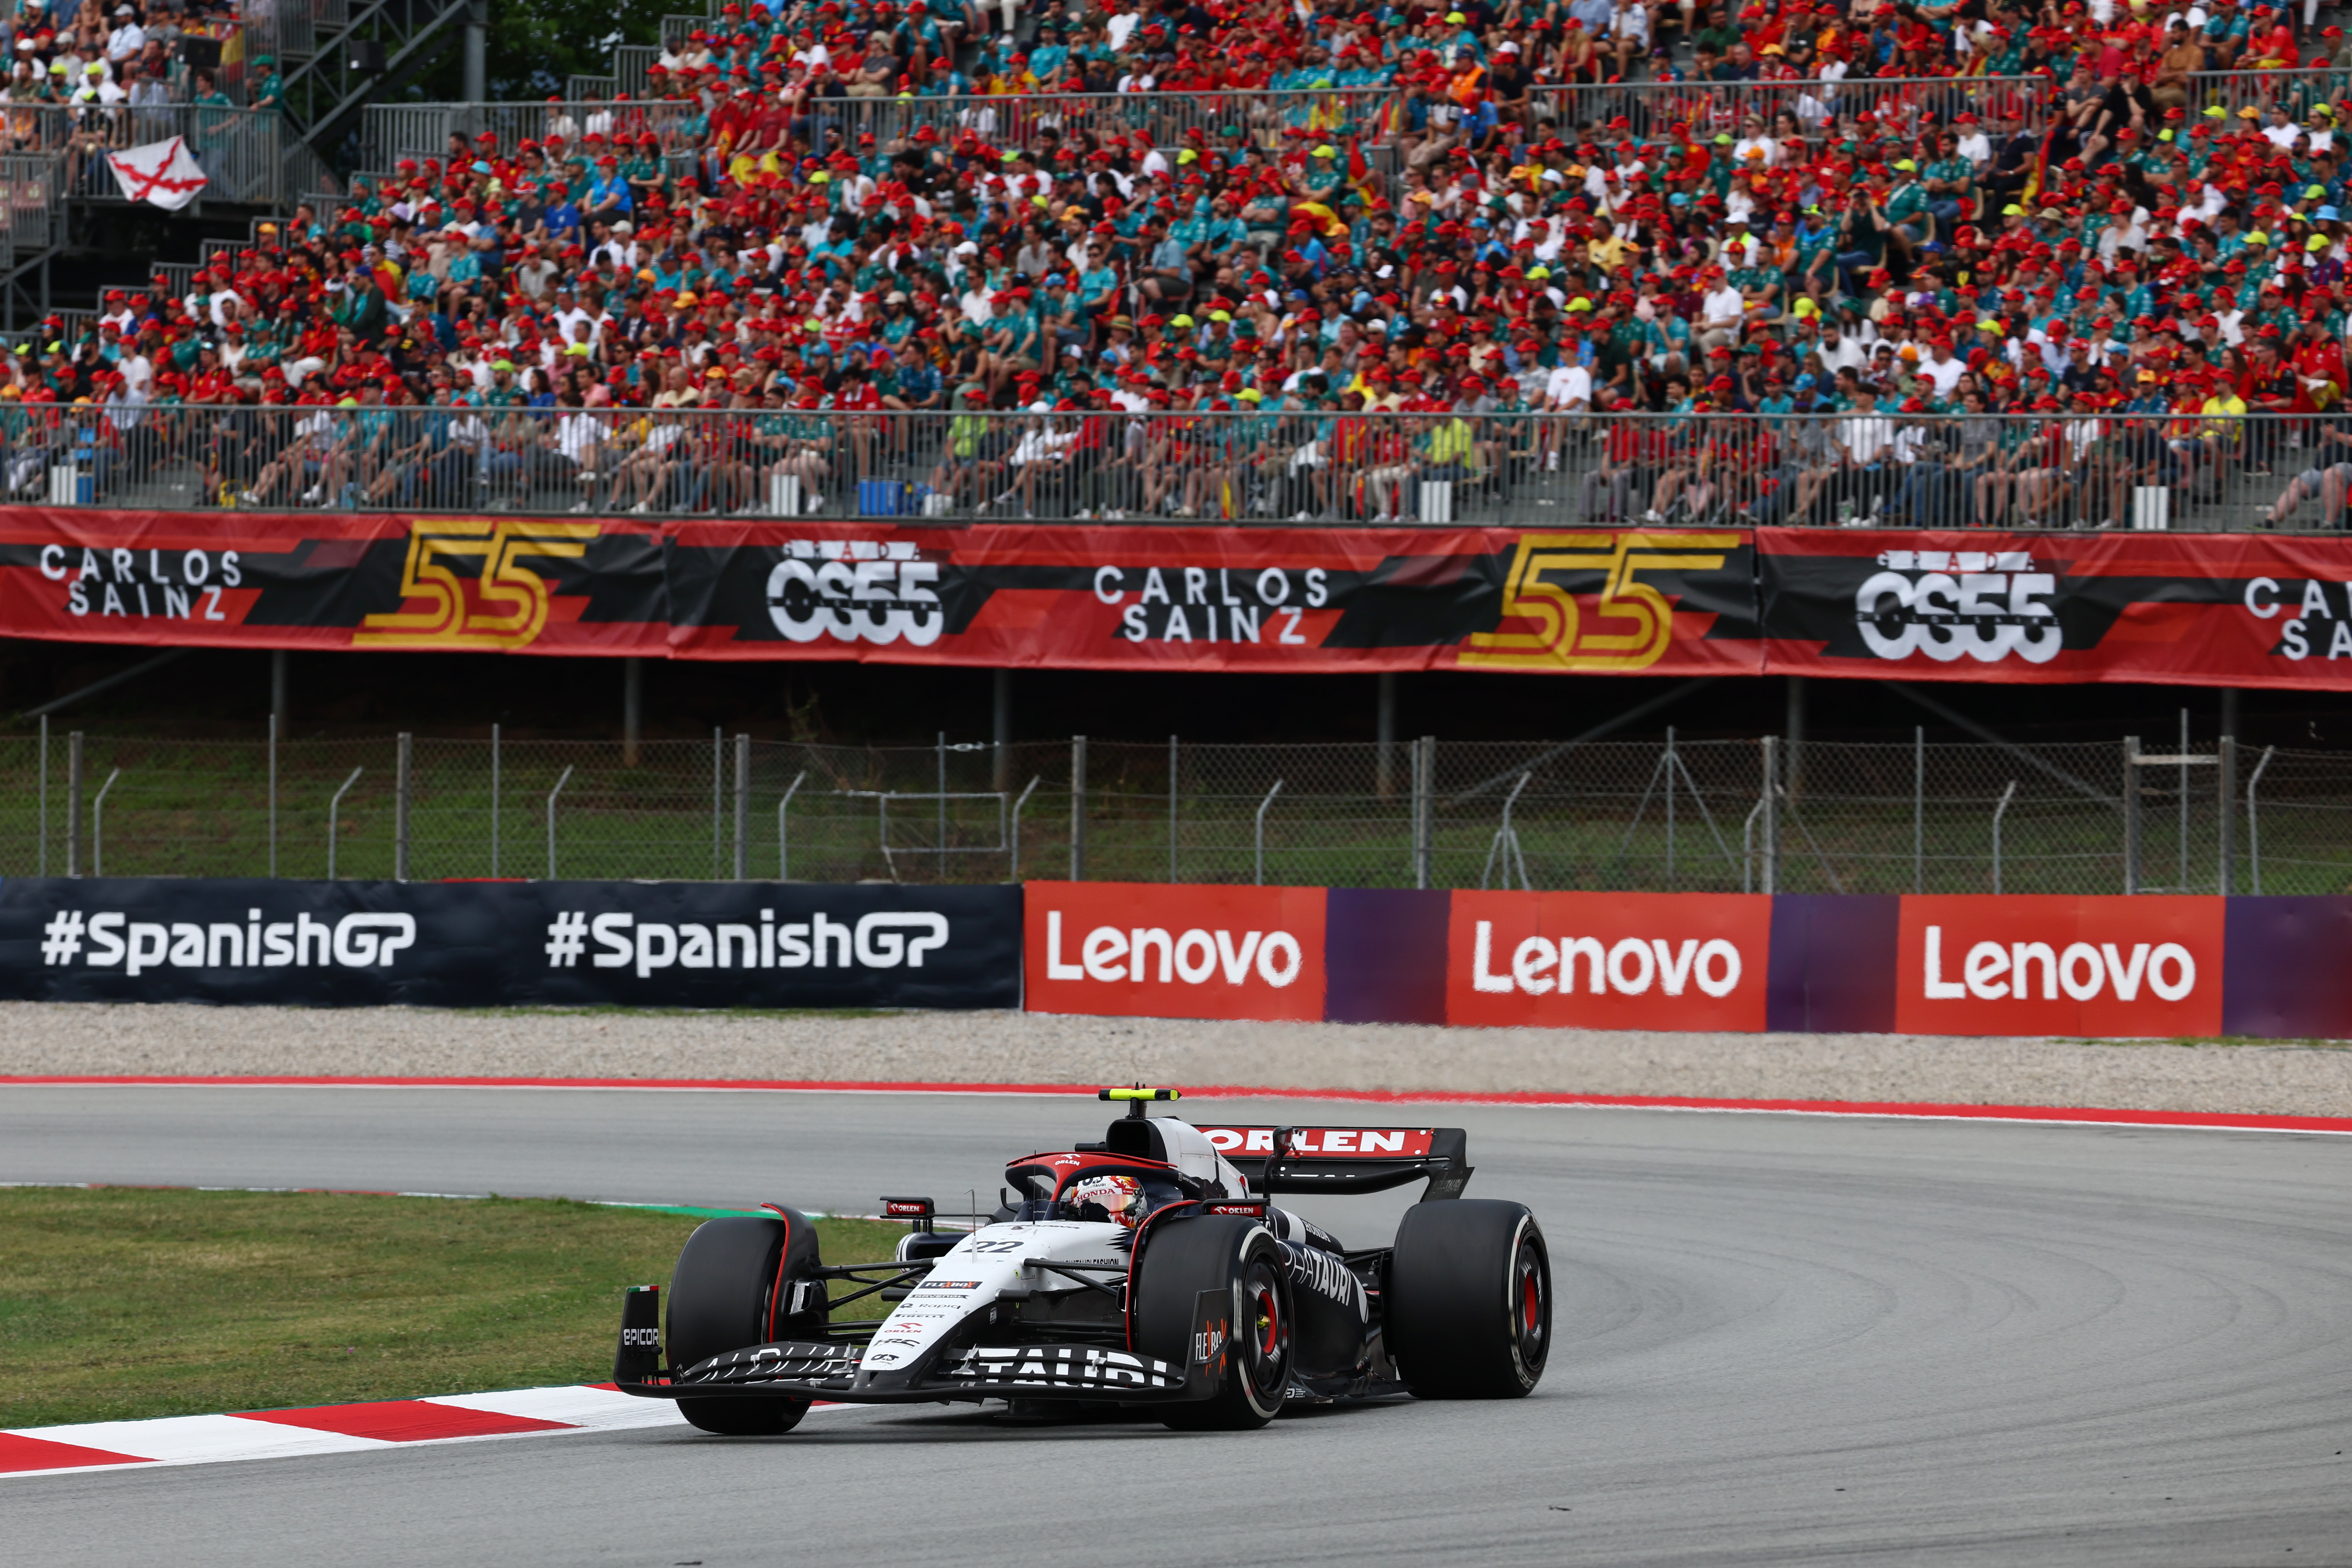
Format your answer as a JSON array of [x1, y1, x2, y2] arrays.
[[2, 0, 276, 193], [4, 0, 2352, 526]]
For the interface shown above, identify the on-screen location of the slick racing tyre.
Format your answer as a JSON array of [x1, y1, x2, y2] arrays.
[[667, 1211, 824, 1435], [1385, 1199, 1549, 1399], [1134, 1214, 1292, 1431]]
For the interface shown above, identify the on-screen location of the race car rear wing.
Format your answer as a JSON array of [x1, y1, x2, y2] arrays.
[[1195, 1125, 1472, 1202]]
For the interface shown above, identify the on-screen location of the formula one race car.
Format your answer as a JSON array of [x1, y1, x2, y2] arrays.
[[611, 1087, 1549, 1433]]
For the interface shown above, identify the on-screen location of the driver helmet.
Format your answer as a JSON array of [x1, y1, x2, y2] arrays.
[[1064, 1172, 1146, 1227]]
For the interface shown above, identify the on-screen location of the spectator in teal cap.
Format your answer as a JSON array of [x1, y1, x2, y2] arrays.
[[250, 53, 282, 116]]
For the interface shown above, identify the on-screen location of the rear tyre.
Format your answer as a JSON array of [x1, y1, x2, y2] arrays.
[[667, 1211, 823, 1436], [1133, 1214, 1292, 1431], [1385, 1199, 1549, 1399]]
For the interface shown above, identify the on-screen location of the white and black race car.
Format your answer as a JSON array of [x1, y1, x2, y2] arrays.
[[612, 1087, 1549, 1432]]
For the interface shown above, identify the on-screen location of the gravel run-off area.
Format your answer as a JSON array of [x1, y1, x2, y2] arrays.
[[2, 1004, 2348, 1118]]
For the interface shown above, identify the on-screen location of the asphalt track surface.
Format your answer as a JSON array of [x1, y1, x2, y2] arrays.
[[4, 1085, 2349, 1566]]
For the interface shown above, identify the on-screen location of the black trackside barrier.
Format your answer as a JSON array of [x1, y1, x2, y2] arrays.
[[0, 878, 1022, 1008]]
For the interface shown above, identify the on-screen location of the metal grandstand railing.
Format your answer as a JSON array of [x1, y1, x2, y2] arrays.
[[3, 408, 2336, 537]]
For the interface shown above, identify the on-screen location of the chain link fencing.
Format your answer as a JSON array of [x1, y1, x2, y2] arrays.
[[5, 724, 2347, 896]]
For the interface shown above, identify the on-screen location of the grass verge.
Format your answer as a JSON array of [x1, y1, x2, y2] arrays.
[[0, 1186, 901, 1430]]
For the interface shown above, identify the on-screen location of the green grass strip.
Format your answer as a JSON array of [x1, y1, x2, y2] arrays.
[[0, 1186, 903, 1429]]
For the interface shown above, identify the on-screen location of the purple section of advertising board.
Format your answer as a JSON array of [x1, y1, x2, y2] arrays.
[[2222, 896, 2352, 1039], [1765, 895, 1900, 1034], [1323, 888, 1451, 1026]]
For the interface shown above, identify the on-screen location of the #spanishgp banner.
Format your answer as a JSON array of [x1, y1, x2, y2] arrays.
[[0, 879, 1020, 1008]]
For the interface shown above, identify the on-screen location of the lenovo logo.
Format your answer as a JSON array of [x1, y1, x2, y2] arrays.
[[1468, 922, 1742, 997], [1040, 911, 1303, 989], [1921, 925, 2196, 1002], [1893, 897, 2222, 1035]]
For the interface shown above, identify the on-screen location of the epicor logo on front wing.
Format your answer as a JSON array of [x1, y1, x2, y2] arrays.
[[39, 909, 415, 974]]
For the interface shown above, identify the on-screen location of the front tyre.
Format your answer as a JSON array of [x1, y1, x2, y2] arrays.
[[667, 1212, 822, 1436], [1385, 1199, 1549, 1399], [1133, 1214, 1292, 1431]]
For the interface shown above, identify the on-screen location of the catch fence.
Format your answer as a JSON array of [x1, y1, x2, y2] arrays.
[[5, 725, 2343, 896], [15, 407, 2346, 535]]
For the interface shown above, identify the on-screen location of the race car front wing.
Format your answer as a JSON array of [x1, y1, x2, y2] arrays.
[[610, 1284, 1231, 1406]]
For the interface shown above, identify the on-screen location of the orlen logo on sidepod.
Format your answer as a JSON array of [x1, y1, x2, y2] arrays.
[[1895, 896, 2223, 1035], [1448, 891, 1770, 1029], [1023, 884, 1326, 1022]]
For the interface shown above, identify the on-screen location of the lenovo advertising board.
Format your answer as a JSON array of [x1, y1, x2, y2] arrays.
[[1893, 895, 2225, 1038], [1446, 891, 1773, 1032], [1023, 882, 1328, 1021]]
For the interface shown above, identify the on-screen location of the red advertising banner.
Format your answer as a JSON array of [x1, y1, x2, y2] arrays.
[[1758, 527, 2352, 692], [1893, 895, 2224, 1037], [1022, 882, 1328, 1022], [17, 507, 2352, 691], [0, 508, 670, 654], [665, 521, 1760, 674], [0, 508, 1758, 674], [1446, 890, 1773, 1032]]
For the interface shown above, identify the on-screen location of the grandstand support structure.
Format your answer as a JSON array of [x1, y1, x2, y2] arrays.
[[274, 0, 479, 173]]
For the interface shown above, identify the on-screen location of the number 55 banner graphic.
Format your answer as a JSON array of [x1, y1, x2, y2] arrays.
[[665, 522, 1764, 674]]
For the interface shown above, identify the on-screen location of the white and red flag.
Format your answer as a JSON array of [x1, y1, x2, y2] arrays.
[[105, 137, 208, 210]]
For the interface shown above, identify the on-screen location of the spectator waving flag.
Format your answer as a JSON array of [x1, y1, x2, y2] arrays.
[[106, 137, 208, 211]]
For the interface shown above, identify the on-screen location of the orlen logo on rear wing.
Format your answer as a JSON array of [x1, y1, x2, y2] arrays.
[[1197, 1126, 1472, 1201], [1198, 1127, 1436, 1158]]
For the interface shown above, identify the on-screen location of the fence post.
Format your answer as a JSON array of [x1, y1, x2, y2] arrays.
[[734, 733, 750, 881], [2122, 736, 2141, 894], [2177, 708, 2191, 894], [778, 770, 807, 881], [2247, 745, 2276, 894], [1665, 726, 1678, 891], [267, 713, 279, 879], [1913, 725, 1925, 894], [489, 723, 501, 879], [992, 668, 1012, 793], [2217, 734, 2237, 896], [712, 726, 724, 881], [1991, 780, 2017, 895], [37, 714, 47, 877], [1410, 736, 1428, 890], [1167, 734, 1179, 883], [937, 731, 948, 883], [66, 731, 82, 878], [1255, 780, 1284, 885], [1376, 672, 1396, 799], [546, 764, 574, 879], [622, 658, 642, 767], [327, 767, 363, 881], [395, 732, 412, 881], [1070, 735, 1087, 882], [91, 769, 120, 878], [1759, 736, 1779, 896], [1411, 738, 1430, 888]]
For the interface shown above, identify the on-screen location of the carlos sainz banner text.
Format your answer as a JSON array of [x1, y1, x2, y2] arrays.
[[5, 507, 2350, 689]]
